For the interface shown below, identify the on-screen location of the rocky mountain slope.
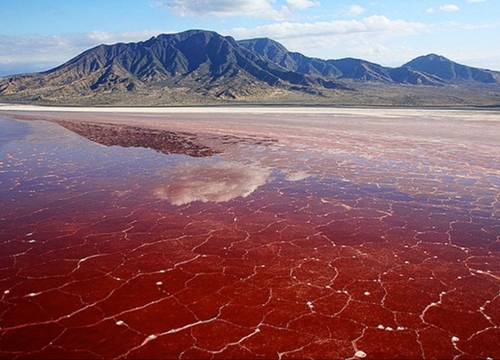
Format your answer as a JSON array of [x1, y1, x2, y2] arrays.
[[1, 29, 499, 106], [239, 37, 500, 86]]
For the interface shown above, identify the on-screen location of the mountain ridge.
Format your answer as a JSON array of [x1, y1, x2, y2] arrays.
[[1, 29, 499, 106]]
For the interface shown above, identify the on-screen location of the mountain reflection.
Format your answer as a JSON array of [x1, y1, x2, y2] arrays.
[[55, 120, 217, 157], [153, 160, 271, 205]]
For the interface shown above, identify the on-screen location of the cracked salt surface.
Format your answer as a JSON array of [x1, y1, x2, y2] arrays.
[[0, 109, 500, 359]]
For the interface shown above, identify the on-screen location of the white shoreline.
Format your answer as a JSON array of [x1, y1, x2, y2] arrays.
[[1, 103, 500, 121]]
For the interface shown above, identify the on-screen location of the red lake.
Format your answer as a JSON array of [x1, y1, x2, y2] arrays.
[[0, 107, 499, 359]]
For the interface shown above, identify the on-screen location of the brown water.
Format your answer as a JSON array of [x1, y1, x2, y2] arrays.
[[0, 110, 499, 359]]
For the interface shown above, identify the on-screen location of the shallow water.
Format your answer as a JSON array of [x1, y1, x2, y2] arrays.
[[0, 118, 32, 148], [0, 112, 499, 359]]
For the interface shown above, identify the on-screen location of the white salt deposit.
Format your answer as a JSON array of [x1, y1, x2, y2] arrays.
[[355, 350, 367, 358]]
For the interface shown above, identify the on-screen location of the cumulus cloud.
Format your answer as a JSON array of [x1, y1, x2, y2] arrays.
[[153, 160, 271, 205], [232, 15, 427, 41], [155, 0, 316, 19], [285, 0, 317, 10], [427, 4, 460, 13], [0, 30, 163, 76], [230, 14, 430, 66], [231, 15, 430, 58], [156, 0, 283, 19], [346, 5, 365, 17], [439, 4, 460, 12]]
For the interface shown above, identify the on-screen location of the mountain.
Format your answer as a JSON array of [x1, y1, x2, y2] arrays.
[[237, 38, 478, 86], [0, 30, 348, 104], [1, 29, 499, 106], [403, 54, 498, 83]]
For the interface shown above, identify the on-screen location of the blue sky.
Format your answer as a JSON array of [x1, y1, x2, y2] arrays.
[[0, 0, 499, 76]]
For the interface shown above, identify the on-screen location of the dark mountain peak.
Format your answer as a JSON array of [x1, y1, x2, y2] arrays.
[[239, 38, 343, 78], [238, 37, 294, 69], [238, 37, 290, 56], [157, 29, 217, 40], [403, 53, 496, 83], [404, 53, 451, 68], [152, 30, 237, 47]]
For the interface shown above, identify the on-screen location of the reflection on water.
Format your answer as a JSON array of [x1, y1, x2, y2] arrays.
[[153, 160, 271, 205], [0, 115, 499, 360], [0, 118, 32, 148], [55, 120, 218, 157]]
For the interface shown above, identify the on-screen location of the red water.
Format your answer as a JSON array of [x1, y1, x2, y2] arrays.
[[0, 111, 499, 359]]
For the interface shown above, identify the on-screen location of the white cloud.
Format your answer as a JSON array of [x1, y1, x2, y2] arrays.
[[426, 7, 435, 14], [85, 30, 161, 44], [0, 30, 163, 76], [231, 15, 430, 66], [285, 0, 317, 11], [153, 160, 271, 205], [155, 0, 316, 20], [232, 15, 428, 41], [439, 4, 460, 12], [347, 5, 365, 17], [156, 0, 283, 19]]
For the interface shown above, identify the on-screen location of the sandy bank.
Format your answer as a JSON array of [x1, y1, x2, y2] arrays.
[[1, 103, 499, 120]]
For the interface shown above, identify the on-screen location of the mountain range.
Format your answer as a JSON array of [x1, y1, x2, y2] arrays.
[[1, 29, 499, 106]]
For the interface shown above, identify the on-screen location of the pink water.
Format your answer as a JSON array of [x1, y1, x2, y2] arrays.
[[0, 109, 499, 359]]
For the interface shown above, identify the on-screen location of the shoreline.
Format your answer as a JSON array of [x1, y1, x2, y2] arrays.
[[1, 104, 499, 155], [2, 102, 500, 113]]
